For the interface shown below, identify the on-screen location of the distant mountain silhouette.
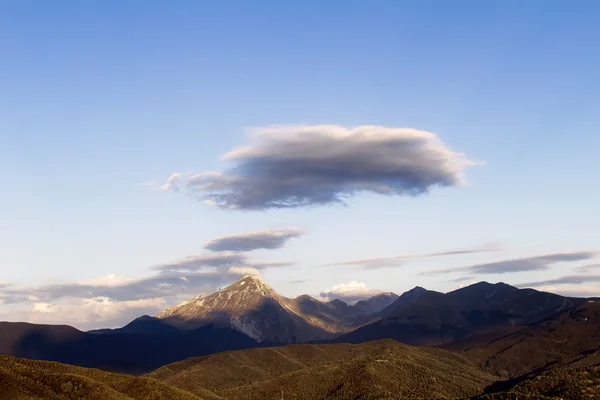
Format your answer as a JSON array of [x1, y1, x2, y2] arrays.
[[0, 320, 258, 374], [333, 282, 584, 346], [88, 315, 181, 336]]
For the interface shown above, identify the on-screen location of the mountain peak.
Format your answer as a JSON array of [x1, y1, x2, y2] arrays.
[[372, 292, 398, 298], [352, 292, 399, 315], [227, 275, 274, 295]]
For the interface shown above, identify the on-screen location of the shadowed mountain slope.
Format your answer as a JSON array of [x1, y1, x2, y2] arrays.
[[443, 300, 600, 379], [88, 316, 182, 336], [335, 282, 583, 346], [0, 321, 258, 374]]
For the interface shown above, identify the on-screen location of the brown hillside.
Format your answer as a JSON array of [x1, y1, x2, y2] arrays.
[[150, 339, 497, 399], [0, 355, 208, 400]]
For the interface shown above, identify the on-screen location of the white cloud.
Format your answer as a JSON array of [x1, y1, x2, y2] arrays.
[[28, 297, 168, 329], [320, 281, 381, 303], [77, 274, 134, 287], [160, 172, 182, 191], [33, 302, 58, 314], [228, 266, 261, 276]]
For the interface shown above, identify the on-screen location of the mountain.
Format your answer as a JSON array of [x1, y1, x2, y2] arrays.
[[88, 315, 181, 336], [157, 275, 392, 343], [2, 281, 599, 398], [158, 275, 334, 343], [334, 282, 584, 346], [352, 291, 399, 315], [0, 354, 207, 400], [148, 339, 497, 400], [460, 303, 600, 399], [443, 300, 600, 379], [0, 321, 258, 374], [378, 285, 433, 317], [4, 339, 598, 400]]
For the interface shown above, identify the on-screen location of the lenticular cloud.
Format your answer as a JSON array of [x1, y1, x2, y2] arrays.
[[162, 125, 480, 210]]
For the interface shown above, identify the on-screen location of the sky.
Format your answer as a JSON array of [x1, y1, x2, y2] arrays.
[[1, 0, 599, 329]]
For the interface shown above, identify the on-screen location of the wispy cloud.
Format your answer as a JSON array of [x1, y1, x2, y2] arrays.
[[0, 250, 293, 329], [324, 245, 501, 269], [519, 274, 600, 288], [150, 252, 294, 273], [203, 228, 303, 252], [450, 276, 476, 283], [575, 263, 600, 273], [423, 251, 598, 276], [525, 285, 600, 298], [157, 125, 480, 210], [0, 271, 230, 304], [151, 252, 246, 272]]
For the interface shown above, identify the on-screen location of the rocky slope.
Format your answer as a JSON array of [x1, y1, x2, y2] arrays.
[[157, 275, 397, 343]]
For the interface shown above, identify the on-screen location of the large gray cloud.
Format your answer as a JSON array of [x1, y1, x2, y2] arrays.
[[423, 251, 598, 276], [160, 125, 479, 210], [203, 228, 303, 252], [325, 245, 500, 269]]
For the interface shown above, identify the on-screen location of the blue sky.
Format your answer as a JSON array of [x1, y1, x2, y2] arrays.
[[1, 1, 599, 328]]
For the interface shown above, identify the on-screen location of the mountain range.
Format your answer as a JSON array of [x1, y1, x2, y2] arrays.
[[1, 275, 599, 398], [156, 275, 399, 343]]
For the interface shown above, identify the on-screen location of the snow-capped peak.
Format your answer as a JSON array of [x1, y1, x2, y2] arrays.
[[225, 275, 275, 297]]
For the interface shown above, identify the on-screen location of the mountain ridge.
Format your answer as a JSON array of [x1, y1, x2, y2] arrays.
[[156, 275, 398, 343]]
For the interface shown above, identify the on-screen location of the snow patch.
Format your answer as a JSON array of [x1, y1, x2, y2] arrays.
[[230, 317, 264, 341]]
